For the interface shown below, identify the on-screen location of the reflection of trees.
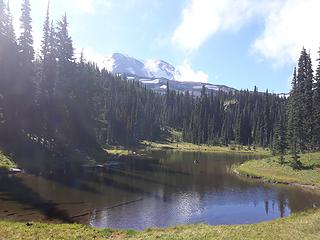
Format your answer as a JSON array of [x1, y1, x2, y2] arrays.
[[264, 200, 269, 215], [0, 175, 73, 223], [277, 192, 287, 218], [280, 188, 320, 213]]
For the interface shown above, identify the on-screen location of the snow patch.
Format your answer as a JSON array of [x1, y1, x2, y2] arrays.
[[206, 85, 219, 91], [140, 79, 160, 84], [144, 59, 176, 80], [103, 53, 208, 83]]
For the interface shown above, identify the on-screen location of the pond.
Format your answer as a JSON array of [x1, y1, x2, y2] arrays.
[[0, 151, 320, 230]]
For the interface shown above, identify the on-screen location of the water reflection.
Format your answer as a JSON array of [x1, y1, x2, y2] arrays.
[[0, 151, 319, 230]]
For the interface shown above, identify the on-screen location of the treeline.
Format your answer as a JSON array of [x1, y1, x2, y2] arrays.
[[163, 85, 285, 147]]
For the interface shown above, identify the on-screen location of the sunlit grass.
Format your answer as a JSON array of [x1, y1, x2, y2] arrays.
[[1, 210, 320, 239], [0, 151, 16, 170], [236, 152, 320, 188], [105, 148, 131, 156], [104, 128, 270, 157], [141, 140, 270, 155]]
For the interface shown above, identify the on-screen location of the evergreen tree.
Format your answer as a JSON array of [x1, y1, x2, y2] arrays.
[[56, 14, 74, 65], [273, 113, 286, 164], [0, 2, 15, 42], [55, 13, 74, 102], [303, 50, 314, 151], [41, 2, 50, 61], [313, 46, 320, 149], [0, 0, 5, 126], [288, 68, 302, 169], [18, 0, 35, 134], [37, 2, 57, 147], [296, 48, 313, 152], [19, 0, 34, 63], [263, 90, 271, 147], [0, 1, 17, 69], [0, 1, 19, 141]]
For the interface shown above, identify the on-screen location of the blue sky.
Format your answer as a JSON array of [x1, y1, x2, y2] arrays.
[[9, 0, 320, 93]]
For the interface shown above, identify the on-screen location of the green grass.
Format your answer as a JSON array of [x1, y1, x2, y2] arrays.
[[104, 148, 146, 158], [105, 148, 132, 156], [0, 221, 118, 240], [142, 140, 270, 155], [1, 210, 320, 239], [0, 151, 16, 170], [236, 152, 320, 189]]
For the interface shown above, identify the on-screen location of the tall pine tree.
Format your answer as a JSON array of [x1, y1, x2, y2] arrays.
[[313, 46, 320, 149], [18, 0, 35, 134], [19, 0, 34, 63], [288, 68, 302, 169], [273, 112, 286, 164], [296, 48, 313, 152], [0, 1, 19, 142]]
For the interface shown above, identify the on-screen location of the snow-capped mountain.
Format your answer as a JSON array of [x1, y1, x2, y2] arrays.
[[104, 53, 152, 78], [103, 53, 235, 95], [104, 53, 177, 80]]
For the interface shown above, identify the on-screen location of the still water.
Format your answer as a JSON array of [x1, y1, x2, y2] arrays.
[[0, 151, 320, 230]]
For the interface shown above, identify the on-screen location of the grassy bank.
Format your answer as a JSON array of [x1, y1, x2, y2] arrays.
[[1, 210, 320, 239], [105, 148, 132, 156], [141, 140, 270, 155], [0, 151, 16, 170], [236, 152, 320, 189], [105, 128, 270, 157]]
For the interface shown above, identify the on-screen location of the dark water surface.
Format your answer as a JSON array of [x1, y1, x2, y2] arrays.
[[0, 151, 320, 230]]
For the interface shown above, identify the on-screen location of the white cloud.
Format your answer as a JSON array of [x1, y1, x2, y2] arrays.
[[76, 47, 106, 69], [68, 0, 112, 14], [173, 0, 320, 66], [74, 0, 95, 13], [175, 60, 208, 83], [252, 0, 320, 66], [172, 0, 268, 52]]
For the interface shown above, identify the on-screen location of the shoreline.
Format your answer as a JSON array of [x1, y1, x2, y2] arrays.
[[234, 152, 320, 193], [106, 141, 271, 157], [234, 168, 320, 192]]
